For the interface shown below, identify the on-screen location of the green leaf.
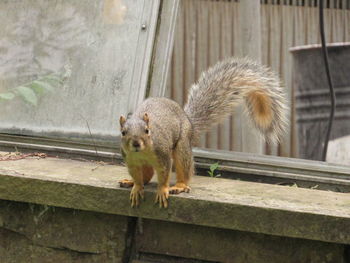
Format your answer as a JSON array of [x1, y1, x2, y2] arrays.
[[0, 92, 15, 100], [29, 82, 45, 95], [31, 80, 55, 93], [210, 162, 219, 172], [15, 86, 38, 106], [42, 75, 63, 86]]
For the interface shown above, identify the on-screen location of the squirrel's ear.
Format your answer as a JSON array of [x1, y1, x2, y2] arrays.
[[119, 115, 126, 127], [143, 113, 149, 125]]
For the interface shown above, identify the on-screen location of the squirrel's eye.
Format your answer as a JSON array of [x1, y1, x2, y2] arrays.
[[121, 131, 127, 136], [145, 128, 149, 134]]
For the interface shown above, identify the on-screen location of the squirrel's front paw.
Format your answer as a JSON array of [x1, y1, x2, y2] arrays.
[[155, 186, 169, 208], [130, 185, 144, 207]]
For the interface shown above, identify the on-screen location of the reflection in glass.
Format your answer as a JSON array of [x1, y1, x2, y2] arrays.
[[0, 0, 146, 141]]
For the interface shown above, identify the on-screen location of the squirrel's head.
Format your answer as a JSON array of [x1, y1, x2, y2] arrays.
[[119, 113, 152, 153]]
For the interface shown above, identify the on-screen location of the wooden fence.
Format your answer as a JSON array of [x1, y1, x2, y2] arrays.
[[166, 0, 350, 157]]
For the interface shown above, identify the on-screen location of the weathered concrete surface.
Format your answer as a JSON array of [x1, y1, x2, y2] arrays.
[[0, 200, 130, 263], [0, 156, 349, 245], [137, 219, 344, 263]]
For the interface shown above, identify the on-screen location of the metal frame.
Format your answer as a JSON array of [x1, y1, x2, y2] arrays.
[[148, 0, 180, 97], [1, 133, 349, 193]]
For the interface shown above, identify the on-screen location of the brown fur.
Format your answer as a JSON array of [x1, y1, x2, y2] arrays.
[[142, 165, 154, 184], [246, 90, 273, 130], [119, 57, 288, 208], [119, 165, 154, 188], [170, 136, 193, 194]]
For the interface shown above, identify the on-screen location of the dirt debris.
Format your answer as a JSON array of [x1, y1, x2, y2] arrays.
[[0, 152, 48, 161]]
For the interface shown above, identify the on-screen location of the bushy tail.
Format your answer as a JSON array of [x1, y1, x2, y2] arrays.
[[184, 57, 288, 143]]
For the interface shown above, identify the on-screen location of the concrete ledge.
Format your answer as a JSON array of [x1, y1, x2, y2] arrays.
[[0, 155, 349, 245]]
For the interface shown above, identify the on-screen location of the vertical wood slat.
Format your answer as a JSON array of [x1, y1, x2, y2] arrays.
[[265, 3, 282, 156], [167, 0, 350, 157], [281, 4, 297, 157], [219, 0, 233, 151], [183, 0, 196, 106], [170, 1, 184, 106], [206, 0, 221, 149], [196, 0, 210, 147], [231, 2, 242, 152], [239, 0, 264, 154]]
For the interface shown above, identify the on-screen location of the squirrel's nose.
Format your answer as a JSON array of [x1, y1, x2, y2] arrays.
[[132, 141, 140, 148]]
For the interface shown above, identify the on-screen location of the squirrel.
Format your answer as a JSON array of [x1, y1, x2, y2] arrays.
[[119, 57, 288, 208]]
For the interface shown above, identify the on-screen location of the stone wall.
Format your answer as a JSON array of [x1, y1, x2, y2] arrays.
[[0, 200, 348, 263], [0, 200, 131, 263]]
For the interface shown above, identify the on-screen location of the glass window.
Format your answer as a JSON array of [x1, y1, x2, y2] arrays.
[[0, 0, 158, 141]]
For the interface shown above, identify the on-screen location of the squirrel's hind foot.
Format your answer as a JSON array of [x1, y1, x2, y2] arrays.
[[169, 183, 191, 194], [119, 179, 134, 188]]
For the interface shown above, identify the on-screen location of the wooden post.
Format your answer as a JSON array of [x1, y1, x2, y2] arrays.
[[238, 0, 264, 154]]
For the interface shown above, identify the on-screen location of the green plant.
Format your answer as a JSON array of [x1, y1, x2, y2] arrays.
[[0, 73, 63, 106], [208, 162, 221, 178]]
